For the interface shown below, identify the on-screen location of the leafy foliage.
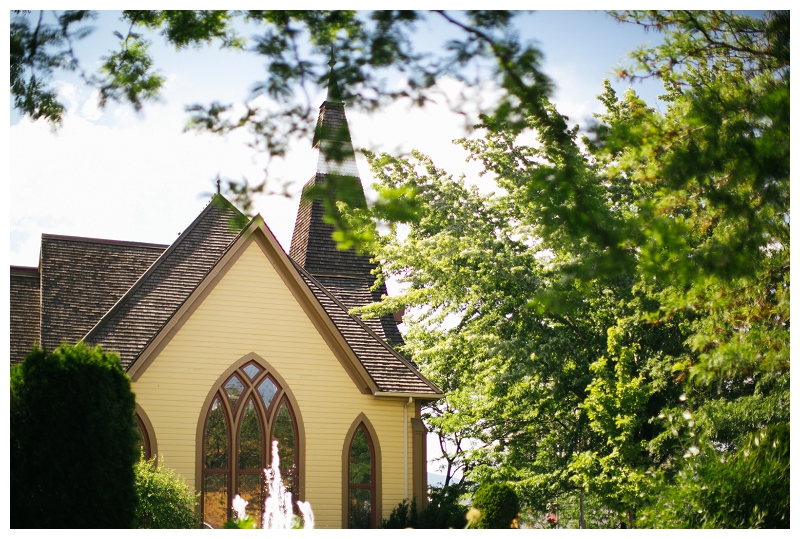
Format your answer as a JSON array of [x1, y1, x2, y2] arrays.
[[353, 9, 788, 529], [382, 490, 469, 529], [11, 343, 139, 528], [472, 482, 520, 529], [133, 454, 202, 529], [380, 498, 419, 529], [641, 423, 789, 528]]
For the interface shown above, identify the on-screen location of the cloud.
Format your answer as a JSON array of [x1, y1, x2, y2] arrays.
[[80, 90, 104, 121]]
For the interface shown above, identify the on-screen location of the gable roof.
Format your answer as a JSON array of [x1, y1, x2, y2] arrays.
[[83, 196, 245, 366], [39, 235, 168, 355], [295, 265, 436, 394], [313, 275, 406, 350], [10, 266, 41, 365]]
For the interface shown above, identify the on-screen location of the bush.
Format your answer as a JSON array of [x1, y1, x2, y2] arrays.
[[133, 454, 201, 528], [419, 486, 468, 529], [472, 482, 520, 529], [11, 343, 139, 528], [382, 487, 470, 529], [381, 498, 419, 528]]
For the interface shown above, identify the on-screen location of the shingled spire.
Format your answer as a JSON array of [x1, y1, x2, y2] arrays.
[[289, 54, 406, 349], [289, 53, 372, 276]]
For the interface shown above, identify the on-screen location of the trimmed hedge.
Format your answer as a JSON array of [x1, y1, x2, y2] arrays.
[[11, 343, 139, 528], [472, 482, 520, 529]]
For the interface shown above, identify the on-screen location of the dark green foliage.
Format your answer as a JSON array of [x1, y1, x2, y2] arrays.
[[382, 488, 470, 529], [133, 454, 202, 529], [642, 423, 790, 528], [380, 498, 419, 529], [472, 483, 520, 529], [418, 486, 468, 529], [11, 343, 139, 528]]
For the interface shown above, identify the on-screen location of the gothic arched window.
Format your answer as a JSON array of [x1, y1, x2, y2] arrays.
[[133, 405, 157, 461], [200, 358, 300, 528], [347, 423, 376, 529]]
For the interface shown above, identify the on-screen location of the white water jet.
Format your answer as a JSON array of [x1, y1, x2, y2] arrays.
[[233, 439, 314, 529]]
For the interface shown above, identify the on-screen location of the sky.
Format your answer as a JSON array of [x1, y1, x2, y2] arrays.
[[7, 9, 680, 480], [8, 10, 672, 269]]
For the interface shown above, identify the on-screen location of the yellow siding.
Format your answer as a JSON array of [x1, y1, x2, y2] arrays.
[[132, 240, 417, 528]]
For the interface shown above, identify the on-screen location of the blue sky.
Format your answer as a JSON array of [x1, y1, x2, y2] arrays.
[[7, 9, 689, 479], [9, 10, 673, 269]]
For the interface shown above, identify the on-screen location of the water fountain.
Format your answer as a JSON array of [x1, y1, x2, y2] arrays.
[[231, 440, 314, 529]]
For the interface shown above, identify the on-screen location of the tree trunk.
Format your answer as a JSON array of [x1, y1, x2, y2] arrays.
[[579, 490, 586, 529]]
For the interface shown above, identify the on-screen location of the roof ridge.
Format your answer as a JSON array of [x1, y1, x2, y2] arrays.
[[120, 212, 256, 371], [83, 195, 244, 344], [41, 234, 169, 249], [291, 259, 441, 395]]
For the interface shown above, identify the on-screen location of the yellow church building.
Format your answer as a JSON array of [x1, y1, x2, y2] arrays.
[[9, 66, 442, 528]]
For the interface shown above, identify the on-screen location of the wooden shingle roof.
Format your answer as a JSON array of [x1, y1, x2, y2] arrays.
[[290, 173, 376, 277], [84, 197, 245, 367], [39, 235, 168, 355], [296, 264, 437, 395], [10, 266, 41, 365]]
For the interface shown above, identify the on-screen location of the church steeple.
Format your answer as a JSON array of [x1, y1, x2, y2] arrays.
[[289, 54, 371, 276], [288, 54, 407, 349]]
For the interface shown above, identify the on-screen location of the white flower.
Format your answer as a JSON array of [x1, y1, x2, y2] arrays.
[[232, 494, 248, 521]]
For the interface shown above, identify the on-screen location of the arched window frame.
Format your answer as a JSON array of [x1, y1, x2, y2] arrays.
[[134, 403, 157, 462], [342, 413, 382, 529], [196, 353, 305, 528]]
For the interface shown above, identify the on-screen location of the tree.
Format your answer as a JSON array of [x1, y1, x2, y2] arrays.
[[11, 343, 140, 528], [353, 10, 788, 528]]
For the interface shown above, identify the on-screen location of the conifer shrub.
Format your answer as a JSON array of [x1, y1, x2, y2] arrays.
[[11, 343, 139, 528], [472, 482, 520, 529], [419, 486, 468, 529], [133, 454, 202, 528], [381, 487, 469, 529], [380, 498, 419, 528]]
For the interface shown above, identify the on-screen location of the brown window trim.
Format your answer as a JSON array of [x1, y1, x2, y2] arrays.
[[135, 403, 158, 463], [196, 353, 305, 528], [342, 413, 382, 529]]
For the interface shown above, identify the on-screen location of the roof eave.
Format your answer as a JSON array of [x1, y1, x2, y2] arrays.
[[373, 391, 444, 402]]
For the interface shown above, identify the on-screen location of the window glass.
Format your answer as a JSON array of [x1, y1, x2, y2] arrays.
[[201, 361, 300, 528], [204, 398, 229, 469], [203, 473, 228, 529], [238, 399, 262, 469], [258, 377, 277, 409], [133, 416, 149, 460], [242, 363, 261, 380], [349, 488, 372, 529], [349, 427, 371, 484], [272, 401, 295, 475], [225, 375, 245, 408], [238, 474, 263, 523]]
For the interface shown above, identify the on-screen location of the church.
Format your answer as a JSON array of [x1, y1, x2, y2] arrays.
[[9, 65, 442, 528]]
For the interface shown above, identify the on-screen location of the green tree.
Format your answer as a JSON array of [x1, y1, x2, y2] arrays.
[[353, 9, 788, 528], [11, 343, 140, 528]]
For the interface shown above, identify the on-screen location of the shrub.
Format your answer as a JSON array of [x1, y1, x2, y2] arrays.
[[381, 487, 470, 529], [472, 482, 520, 529], [133, 454, 201, 529], [11, 343, 139, 528], [419, 486, 468, 529], [381, 498, 419, 528]]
